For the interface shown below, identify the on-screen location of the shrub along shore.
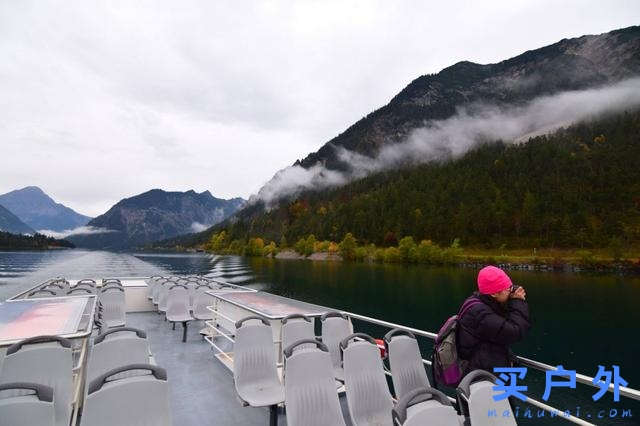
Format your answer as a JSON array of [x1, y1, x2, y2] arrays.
[[199, 231, 640, 273]]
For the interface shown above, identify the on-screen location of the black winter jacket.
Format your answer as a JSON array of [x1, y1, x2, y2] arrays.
[[456, 292, 530, 375]]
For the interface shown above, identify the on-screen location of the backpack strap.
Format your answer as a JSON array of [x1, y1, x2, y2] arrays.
[[458, 297, 482, 319]]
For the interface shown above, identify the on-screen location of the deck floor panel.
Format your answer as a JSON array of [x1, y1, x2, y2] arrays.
[[127, 312, 271, 425]]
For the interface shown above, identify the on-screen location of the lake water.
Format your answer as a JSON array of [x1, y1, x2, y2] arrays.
[[1, 250, 638, 425]]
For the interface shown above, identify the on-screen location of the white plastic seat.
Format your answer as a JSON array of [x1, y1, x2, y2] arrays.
[[234, 316, 284, 426], [145, 276, 161, 286], [186, 281, 199, 310], [145, 276, 162, 300], [87, 327, 151, 385], [102, 278, 122, 286], [152, 278, 169, 305], [283, 338, 347, 426], [42, 283, 66, 296], [320, 311, 353, 381], [67, 287, 93, 296], [77, 279, 96, 287], [341, 333, 394, 426], [0, 382, 55, 426], [191, 287, 215, 321], [99, 287, 126, 328], [44, 279, 69, 295], [75, 283, 97, 294], [81, 364, 171, 426], [281, 314, 315, 359], [0, 336, 73, 426], [392, 387, 461, 426], [165, 285, 193, 342], [457, 370, 517, 426], [157, 281, 173, 313], [28, 289, 57, 298], [383, 329, 430, 400]]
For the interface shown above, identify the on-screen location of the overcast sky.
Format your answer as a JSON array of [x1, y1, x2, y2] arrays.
[[1, 1, 639, 217]]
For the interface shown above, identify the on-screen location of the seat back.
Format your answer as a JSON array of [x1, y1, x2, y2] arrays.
[[283, 339, 347, 426], [320, 312, 353, 376], [77, 279, 96, 287], [281, 314, 315, 357], [152, 279, 168, 304], [144, 276, 160, 299], [82, 364, 171, 426], [102, 278, 122, 286], [0, 336, 73, 426], [75, 283, 97, 294], [0, 382, 55, 426], [145, 276, 161, 287], [192, 288, 215, 320], [457, 370, 516, 426], [99, 287, 126, 327], [393, 387, 459, 426], [42, 283, 66, 296], [166, 285, 190, 320], [28, 289, 57, 298], [341, 333, 393, 426], [88, 328, 150, 385], [44, 280, 69, 294], [384, 329, 429, 400], [157, 281, 172, 312], [186, 281, 199, 310], [233, 316, 280, 403], [68, 287, 93, 296]]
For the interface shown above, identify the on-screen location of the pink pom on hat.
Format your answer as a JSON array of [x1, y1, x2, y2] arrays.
[[477, 266, 512, 294]]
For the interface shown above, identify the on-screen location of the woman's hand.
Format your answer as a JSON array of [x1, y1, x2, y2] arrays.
[[510, 286, 526, 300]]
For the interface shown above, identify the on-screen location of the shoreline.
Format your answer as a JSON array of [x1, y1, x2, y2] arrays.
[[252, 249, 640, 275]]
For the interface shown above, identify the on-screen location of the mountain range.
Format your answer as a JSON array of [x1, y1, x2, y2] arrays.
[[68, 189, 246, 249], [0, 186, 91, 232]]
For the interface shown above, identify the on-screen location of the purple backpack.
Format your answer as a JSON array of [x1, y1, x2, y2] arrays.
[[432, 297, 482, 387]]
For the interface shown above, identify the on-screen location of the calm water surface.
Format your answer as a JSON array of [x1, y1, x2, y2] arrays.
[[1, 250, 638, 424]]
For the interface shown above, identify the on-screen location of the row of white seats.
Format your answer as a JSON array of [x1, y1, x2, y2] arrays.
[[0, 328, 171, 426], [26, 278, 127, 331], [27, 278, 122, 298], [232, 313, 516, 426], [146, 276, 219, 342]]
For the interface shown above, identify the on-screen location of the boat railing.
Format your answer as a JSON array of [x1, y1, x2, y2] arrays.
[[344, 311, 639, 426], [203, 287, 638, 426]]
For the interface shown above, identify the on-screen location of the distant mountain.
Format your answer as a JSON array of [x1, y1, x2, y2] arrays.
[[69, 189, 245, 249], [0, 186, 91, 232], [295, 26, 640, 172], [0, 204, 35, 235]]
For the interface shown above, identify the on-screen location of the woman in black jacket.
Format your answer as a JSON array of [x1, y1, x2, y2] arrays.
[[457, 266, 531, 375]]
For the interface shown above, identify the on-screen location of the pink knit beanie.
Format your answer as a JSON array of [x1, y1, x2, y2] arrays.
[[477, 266, 512, 294]]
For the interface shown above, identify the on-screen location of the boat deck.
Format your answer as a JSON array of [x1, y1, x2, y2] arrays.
[[127, 311, 355, 426]]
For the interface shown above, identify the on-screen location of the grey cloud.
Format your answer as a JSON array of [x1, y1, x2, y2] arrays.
[[1, 1, 639, 216], [254, 78, 640, 206], [39, 226, 116, 239]]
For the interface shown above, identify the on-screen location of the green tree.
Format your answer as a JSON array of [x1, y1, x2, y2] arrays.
[[245, 237, 265, 256], [398, 236, 417, 262], [415, 240, 442, 264], [339, 233, 357, 260], [279, 235, 288, 249], [305, 235, 317, 256]]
